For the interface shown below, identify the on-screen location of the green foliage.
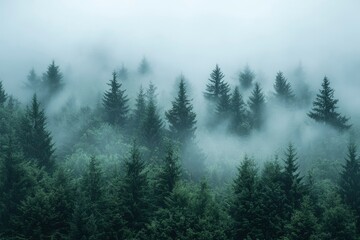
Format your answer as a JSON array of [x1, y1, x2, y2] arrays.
[[42, 60, 64, 99], [239, 65, 255, 90], [25, 68, 41, 93], [230, 156, 263, 239], [248, 82, 265, 129], [165, 76, 197, 143], [102, 72, 129, 126], [0, 81, 7, 107], [308, 76, 350, 130], [131, 85, 147, 136], [273, 71, 295, 104], [20, 94, 55, 172], [229, 86, 249, 135], [204, 64, 230, 103]]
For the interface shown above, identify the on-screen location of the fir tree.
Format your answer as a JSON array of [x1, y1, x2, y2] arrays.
[[308, 76, 350, 130], [0, 81, 7, 107], [165, 76, 197, 143], [229, 86, 248, 134], [339, 142, 360, 231], [102, 72, 129, 126], [117, 64, 128, 81], [239, 65, 255, 90], [82, 156, 103, 206], [142, 83, 163, 148], [20, 94, 55, 172], [138, 57, 150, 75], [215, 85, 231, 119], [25, 68, 41, 93], [273, 71, 295, 103], [122, 143, 150, 234], [155, 145, 181, 207], [131, 86, 147, 134], [282, 143, 304, 214], [230, 156, 263, 240], [42, 60, 64, 96], [204, 64, 230, 103], [248, 82, 265, 129]]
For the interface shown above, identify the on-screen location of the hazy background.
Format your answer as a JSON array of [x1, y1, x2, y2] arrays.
[[1, 0, 360, 168]]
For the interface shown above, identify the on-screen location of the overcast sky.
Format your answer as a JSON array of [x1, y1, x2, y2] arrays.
[[1, 0, 360, 105]]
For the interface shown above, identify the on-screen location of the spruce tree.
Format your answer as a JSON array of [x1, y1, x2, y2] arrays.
[[122, 143, 149, 234], [165, 76, 197, 143], [155, 145, 181, 207], [138, 57, 150, 75], [339, 142, 360, 231], [273, 71, 295, 103], [118, 64, 128, 81], [142, 83, 163, 148], [308, 76, 350, 130], [42, 60, 64, 96], [0, 81, 7, 107], [229, 86, 248, 135], [82, 156, 103, 206], [204, 64, 230, 103], [20, 94, 55, 172], [102, 72, 129, 126], [248, 82, 265, 129], [25, 68, 41, 93], [282, 143, 304, 214], [131, 86, 147, 134], [239, 65, 255, 90], [215, 85, 231, 119], [230, 156, 263, 240]]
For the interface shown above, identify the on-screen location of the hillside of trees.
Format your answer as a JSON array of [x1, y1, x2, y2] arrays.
[[1, 60, 359, 239]]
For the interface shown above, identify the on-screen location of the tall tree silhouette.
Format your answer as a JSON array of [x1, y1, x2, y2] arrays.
[[273, 71, 295, 104], [308, 76, 350, 130], [248, 83, 265, 129]]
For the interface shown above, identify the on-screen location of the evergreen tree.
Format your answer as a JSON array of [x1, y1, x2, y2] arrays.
[[282, 143, 304, 215], [204, 64, 230, 103], [122, 144, 150, 234], [131, 86, 147, 134], [155, 145, 181, 207], [286, 196, 319, 240], [248, 82, 265, 129], [20, 94, 55, 172], [229, 86, 248, 135], [138, 57, 150, 75], [273, 71, 295, 103], [82, 156, 103, 206], [0, 81, 7, 107], [165, 76, 197, 143], [42, 60, 64, 97], [215, 85, 231, 119], [118, 64, 128, 81], [102, 72, 129, 126], [260, 160, 287, 239], [308, 76, 350, 130], [239, 65, 255, 90], [25, 68, 41, 93], [230, 156, 263, 239], [339, 142, 360, 231], [142, 83, 163, 148]]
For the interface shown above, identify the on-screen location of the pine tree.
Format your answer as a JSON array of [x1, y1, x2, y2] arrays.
[[82, 156, 103, 206], [165, 76, 197, 143], [204, 64, 230, 103], [117, 64, 128, 81], [273, 71, 295, 103], [142, 83, 163, 148], [20, 94, 55, 172], [42, 60, 64, 96], [215, 85, 231, 119], [155, 145, 181, 207], [282, 143, 304, 215], [229, 86, 248, 134], [122, 143, 150, 234], [339, 142, 360, 231], [138, 57, 150, 75], [102, 72, 129, 126], [131, 86, 147, 134], [0, 81, 7, 107], [239, 65, 255, 90], [230, 156, 263, 240], [25, 68, 41, 93], [308, 76, 350, 130], [260, 160, 287, 239], [248, 82, 265, 129]]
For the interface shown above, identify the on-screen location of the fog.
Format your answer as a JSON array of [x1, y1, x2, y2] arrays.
[[1, 0, 360, 175]]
